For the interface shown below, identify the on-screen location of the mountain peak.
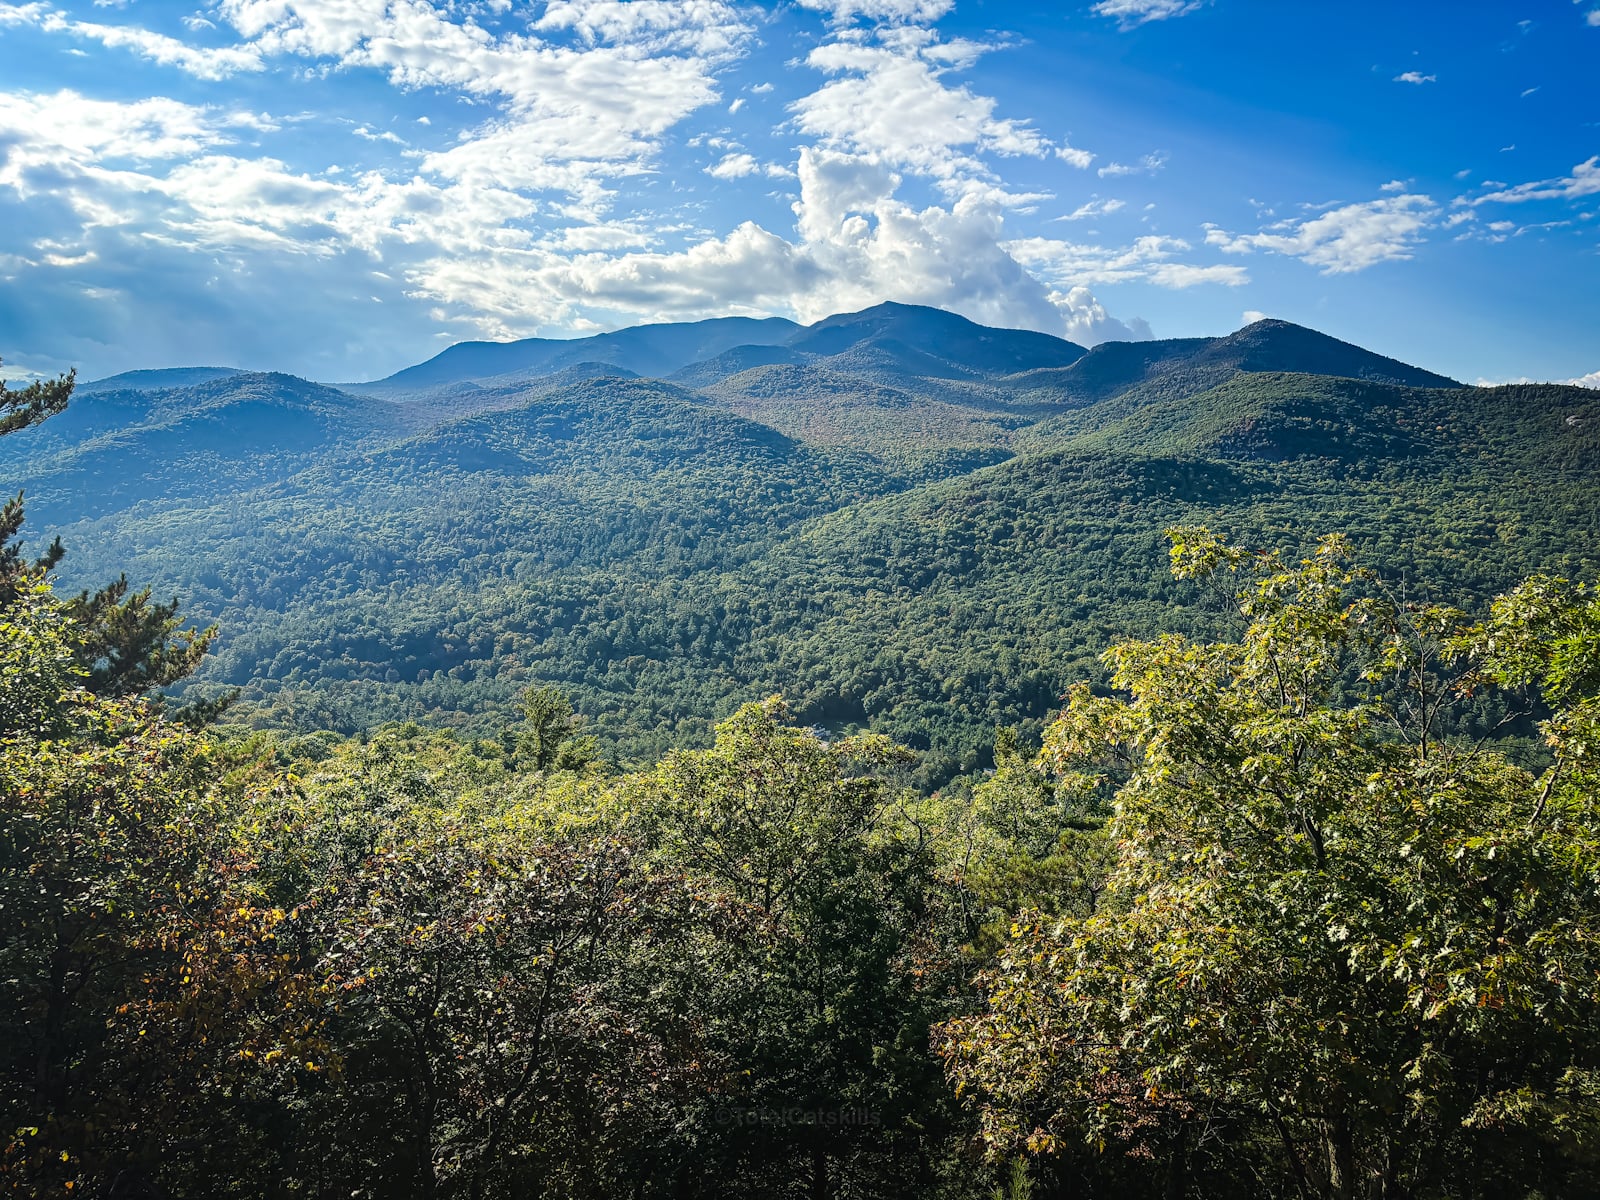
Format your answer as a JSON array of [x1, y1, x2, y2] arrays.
[[1207, 319, 1459, 388], [789, 302, 1086, 375]]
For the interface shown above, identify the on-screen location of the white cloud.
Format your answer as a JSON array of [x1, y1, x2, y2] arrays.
[[1091, 0, 1206, 29], [791, 29, 1055, 193], [705, 152, 791, 180], [403, 148, 1150, 348], [0, 0, 1167, 373], [1054, 198, 1125, 221], [0, 89, 236, 174], [707, 152, 760, 179], [1379, 179, 1406, 192], [217, 0, 752, 116], [1475, 157, 1600, 204], [0, 2, 264, 78], [1007, 232, 1248, 288], [1056, 141, 1095, 169], [797, 0, 955, 24], [353, 125, 405, 145], [1050, 285, 1152, 343], [1393, 71, 1436, 84], [1570, 370, 1600, 389], [1097, 152, 1166, 178], [1204, 193, 1438, 273], [1241, 309, 1268, 325]]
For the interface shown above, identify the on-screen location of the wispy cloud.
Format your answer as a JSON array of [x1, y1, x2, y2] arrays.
[[1393, 71, 1436, 85], [1091, 0, 1207, 30], [1008, 231, 1248, 289], [797, 0, 955, 23], [1053, 198, 1125, 221], [1205, 193, 1438, 273], [1475, 157, 1600, 204], [1097, 152, 1167, 178], [0, 2, 263, 78]]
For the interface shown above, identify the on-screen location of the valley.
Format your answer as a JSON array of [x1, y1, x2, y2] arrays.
[[6, 303, 1595, 781]]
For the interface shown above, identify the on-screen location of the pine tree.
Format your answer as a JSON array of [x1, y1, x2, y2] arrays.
[[0, 358, 219, 698]]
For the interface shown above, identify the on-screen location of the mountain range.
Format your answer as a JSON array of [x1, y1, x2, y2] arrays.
[[5, 303, 1594, 780]]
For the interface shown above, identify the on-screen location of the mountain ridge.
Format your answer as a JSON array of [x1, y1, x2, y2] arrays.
[[11, 302, 1579, 781]]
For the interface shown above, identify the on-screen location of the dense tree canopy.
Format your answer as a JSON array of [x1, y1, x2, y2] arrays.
[[938, 530, 1600, 1198], [5, 341, 1599, 1196]]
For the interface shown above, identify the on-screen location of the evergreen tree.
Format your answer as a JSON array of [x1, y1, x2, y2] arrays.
[[0, 357, 219, 699]]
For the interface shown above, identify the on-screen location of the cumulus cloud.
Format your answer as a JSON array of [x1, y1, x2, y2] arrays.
[[1204, 194, 1438, 273], [0, 89, 237, 173], [791, 27, 1055, 193], [1091, 0, 1206, 29], [560, 147, 1074, 334], [0, 0, 1180, 373], [1393, 71, 1436, 85], [705, 152, 791, 180], [385, 148, 1157, 348], [1570, 369, 1600, 389]]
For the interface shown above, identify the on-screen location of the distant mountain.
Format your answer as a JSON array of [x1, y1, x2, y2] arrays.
[[668, 343, 807, 389], [1050, 372, 1596, 468], [358, 316, 799, 395], [360, 302, 1085, 400], [76, 366, 246, 394], [785, 302, 1086, 378], [1009, 319, 1459, 413], [0, 372, 406, 523], [11, 302, 1589, 786], [1199, 319, 1458, 387]]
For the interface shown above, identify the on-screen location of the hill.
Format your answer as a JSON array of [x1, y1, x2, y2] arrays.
[[76, 366, 246, 394], [5, 304, 1591, 781], [0, 372, 408, 524], [357, 316, 799, 396]]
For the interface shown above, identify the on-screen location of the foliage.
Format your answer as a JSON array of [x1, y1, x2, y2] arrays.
[[7, 315, 1600, 1196], [0, 575, 226, 1194], [623, 698, 973, 1198], [0, 359, 73, 437], [938, 530, 1600, 1198]]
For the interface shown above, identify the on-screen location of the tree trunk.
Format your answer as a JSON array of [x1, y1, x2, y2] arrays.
[[1165, 1123, 1188, 1200], [811, 1144, 829, 1200], [1323, 1113, 1356, 1200]]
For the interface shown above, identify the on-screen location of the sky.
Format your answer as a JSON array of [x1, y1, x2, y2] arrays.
[[0, 0, 1596, 387]]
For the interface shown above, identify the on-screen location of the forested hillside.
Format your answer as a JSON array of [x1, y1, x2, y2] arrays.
[[5, 314, 1600, 1198], [3, 304, 1595, 781]]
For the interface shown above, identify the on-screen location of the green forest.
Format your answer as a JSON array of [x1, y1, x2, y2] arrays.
[[4, 308, 1600, 1197]]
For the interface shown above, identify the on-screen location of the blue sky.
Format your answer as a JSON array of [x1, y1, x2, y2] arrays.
[[0, 0, 1595, 386]]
